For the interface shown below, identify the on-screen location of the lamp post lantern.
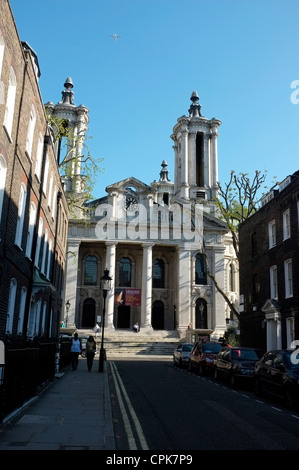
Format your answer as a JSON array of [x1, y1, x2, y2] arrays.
[[98, 269, 112, 372]]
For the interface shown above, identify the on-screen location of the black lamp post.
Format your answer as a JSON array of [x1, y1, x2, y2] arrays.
[[65, 300, 70, 327], [98, 268, 112, 372]]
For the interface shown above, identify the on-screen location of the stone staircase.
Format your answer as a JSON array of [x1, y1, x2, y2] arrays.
[[77, 328, 182, 358]]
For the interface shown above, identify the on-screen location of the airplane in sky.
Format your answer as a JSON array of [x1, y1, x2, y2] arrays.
[[109, 33, 121, 42]]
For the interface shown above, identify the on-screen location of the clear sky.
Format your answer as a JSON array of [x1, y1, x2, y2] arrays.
[[9, 0, 299, 200]]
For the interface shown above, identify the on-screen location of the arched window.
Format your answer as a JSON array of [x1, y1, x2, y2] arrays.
[[26, 201, 37, 258], [6, 278, 17, 334], [35, 132, 43, 180], [26, 104, 36, 158], [84, 256, 98, 285], [15, 182, 27, 248], [195, 253, 207, 285], [153, 258, 165, 288], [3, 67, 17, 137], [119, 257, 131, 287]]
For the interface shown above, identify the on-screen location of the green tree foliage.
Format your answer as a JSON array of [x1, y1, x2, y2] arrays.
[[46, 111, 104, 220]]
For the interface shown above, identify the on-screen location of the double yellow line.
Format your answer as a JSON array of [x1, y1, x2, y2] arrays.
[[110, 361, 149, 450]]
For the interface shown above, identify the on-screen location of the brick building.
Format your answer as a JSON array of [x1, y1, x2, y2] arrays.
[[0, 0, 68, 341], [239, 171, 299, 350]]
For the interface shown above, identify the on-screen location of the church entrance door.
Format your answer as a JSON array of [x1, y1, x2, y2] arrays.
[[117, 306, 130, 328]]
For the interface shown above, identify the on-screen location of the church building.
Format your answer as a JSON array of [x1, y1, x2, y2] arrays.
[[48, 82, 238, 340]]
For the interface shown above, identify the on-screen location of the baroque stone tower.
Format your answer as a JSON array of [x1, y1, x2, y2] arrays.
[[171, 91, 221, 210], [45, 78, 89, 197]]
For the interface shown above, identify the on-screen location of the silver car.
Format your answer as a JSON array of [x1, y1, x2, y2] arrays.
[[173, 343, 193, 368]]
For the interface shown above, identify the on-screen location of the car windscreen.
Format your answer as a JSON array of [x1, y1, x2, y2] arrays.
[[202, 343, 222, 353], [231, 349, 259, 361], [182, 344, 193, 352]]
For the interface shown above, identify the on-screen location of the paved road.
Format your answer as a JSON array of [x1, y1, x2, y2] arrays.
[[108, 358, 299, 450]]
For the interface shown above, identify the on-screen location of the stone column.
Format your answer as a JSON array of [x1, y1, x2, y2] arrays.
[[210, 130, 219, 198], [204, 134, 210, 189], [64, 239, 81, 328], [180, 129, 189, 199], [189, 131, 197, 187], [176, 246, 191, 329], [141, 243, 153, 328], [105, 241, 117, 329]]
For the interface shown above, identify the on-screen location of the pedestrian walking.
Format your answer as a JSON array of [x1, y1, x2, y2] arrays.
[[94, 323, 100, 338], [70, 332, 81, 371], [86, 335, 97, 371]]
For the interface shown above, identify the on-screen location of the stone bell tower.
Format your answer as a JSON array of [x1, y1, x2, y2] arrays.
[[45, 77, 89, 195], [171, 91, 221, 207]]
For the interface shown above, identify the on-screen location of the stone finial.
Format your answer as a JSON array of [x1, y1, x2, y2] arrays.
[[188, 90, 202, 117], [159, 160, 171, 182], [59, 77, 75, 105]]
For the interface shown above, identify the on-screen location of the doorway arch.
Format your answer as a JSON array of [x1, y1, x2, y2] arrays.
[[152, 300, 164, 330], [82, 298, 96, 328]]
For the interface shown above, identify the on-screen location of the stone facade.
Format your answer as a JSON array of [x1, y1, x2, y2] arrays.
[[0, 0, 68, 339], [58, 88, 238, 340]]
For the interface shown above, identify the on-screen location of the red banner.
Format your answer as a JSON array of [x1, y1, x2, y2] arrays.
[[115, 289, 141, 306]]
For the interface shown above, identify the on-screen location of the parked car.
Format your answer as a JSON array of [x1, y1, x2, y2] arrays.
[[214, 347, 264, 386], [189, 341, 223, 375], [173, 343, 193, 368], [254, 349, 299, 409]]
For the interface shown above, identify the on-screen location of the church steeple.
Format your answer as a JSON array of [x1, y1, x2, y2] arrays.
[[45, 78, 89, 196], [171, 91, 221, 205]]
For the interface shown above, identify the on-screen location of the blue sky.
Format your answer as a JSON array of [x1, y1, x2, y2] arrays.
[[10, 0, 299, 199]]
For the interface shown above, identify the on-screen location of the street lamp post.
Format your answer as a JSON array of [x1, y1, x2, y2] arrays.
[[98, 268, 112, 372], [65, 300, 70, 327]]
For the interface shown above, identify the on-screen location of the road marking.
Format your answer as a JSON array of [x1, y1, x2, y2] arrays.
[[110, 361, 149, 450]]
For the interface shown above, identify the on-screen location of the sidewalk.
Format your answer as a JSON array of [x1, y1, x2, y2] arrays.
[[0, 356, 116, 450]]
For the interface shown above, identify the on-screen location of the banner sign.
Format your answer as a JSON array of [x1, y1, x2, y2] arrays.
[[115, 288, 141, 306]]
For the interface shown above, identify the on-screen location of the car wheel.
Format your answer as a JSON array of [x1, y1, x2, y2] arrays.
[[198, 363, 203, 375], [214, 367, 218, 380], [173, 357, 176, 366], [179, 358, 183, 368], [188, 361, 193, 372]]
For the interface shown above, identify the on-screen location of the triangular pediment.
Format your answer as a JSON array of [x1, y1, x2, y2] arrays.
[[262, 299, 280, 313], [106, 177, 152, 194]]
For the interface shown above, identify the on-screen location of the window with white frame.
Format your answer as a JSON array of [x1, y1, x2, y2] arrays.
[[0, 154, 7, 225], [25, 104, 36, 158], [268, 220, 276, 249], [284, 259, 293, 298], [6, 278, 17, 334], [35, 217, 43, 267], [15, 183, 27, 248], [41, 302, 47, 335], [25, 201, 37, 258], [48, 172, 53, 210], [52, 186, 57, 217], [269, 265, 278, 299], [35, 132, 43, 180], [42, 153, 49, 195], [41, 228, 48, 274], [17, 286, 27, 334], [3, 67, 17, 137], [283, 209, 291, 240], [46, 238, 53, 279]]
